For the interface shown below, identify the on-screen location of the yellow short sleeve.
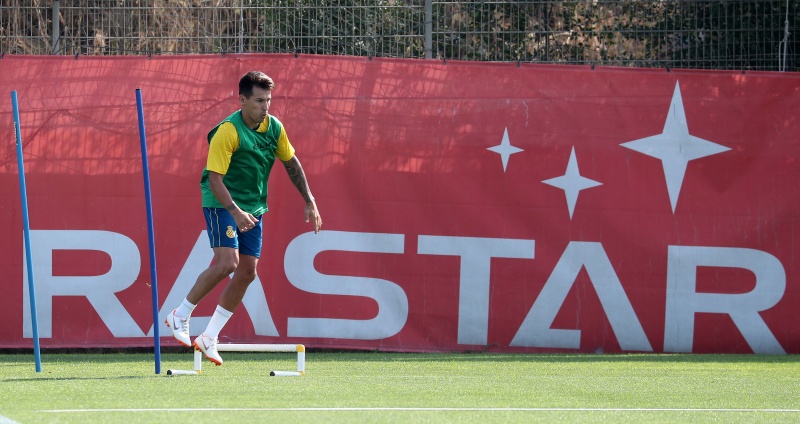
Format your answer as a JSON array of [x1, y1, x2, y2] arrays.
[[207, 122, 239, 175], [275, 125, 295, 162]]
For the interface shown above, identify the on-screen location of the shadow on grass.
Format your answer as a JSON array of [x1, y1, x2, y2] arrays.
[[0, 352, 169, 365], [1, 375, 150, 383]]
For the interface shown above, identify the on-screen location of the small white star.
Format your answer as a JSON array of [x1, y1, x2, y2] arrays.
[[487, 127, 523, 172], [621, 81, 730, 212], [542, 147, 602, 219]]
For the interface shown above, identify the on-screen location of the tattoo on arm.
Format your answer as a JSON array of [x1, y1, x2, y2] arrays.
[[283, 157, 313, 203]]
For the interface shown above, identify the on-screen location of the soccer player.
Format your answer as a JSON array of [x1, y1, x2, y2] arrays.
[[165, 71, 322, 365]]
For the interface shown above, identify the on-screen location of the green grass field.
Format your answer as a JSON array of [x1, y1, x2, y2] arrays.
[[1, 351, 799, 423]]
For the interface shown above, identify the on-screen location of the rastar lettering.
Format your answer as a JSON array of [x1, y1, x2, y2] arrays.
[[23, 230, 786, 353]]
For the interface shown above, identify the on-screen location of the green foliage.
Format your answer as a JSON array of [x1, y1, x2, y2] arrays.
[[0, 1, 796, 70]]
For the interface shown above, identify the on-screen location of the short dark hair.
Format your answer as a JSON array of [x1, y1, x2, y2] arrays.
[[239, 71, 275, 97]]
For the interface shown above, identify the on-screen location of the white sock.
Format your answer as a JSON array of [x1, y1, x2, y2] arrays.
[[175, 298, 196, 318], [204, 305, 233, 339]]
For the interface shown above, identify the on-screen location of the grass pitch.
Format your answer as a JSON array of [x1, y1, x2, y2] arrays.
[[0, 351, 799, 423]]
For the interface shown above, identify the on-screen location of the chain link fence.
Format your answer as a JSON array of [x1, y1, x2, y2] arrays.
[[1, 1, 797, 71]]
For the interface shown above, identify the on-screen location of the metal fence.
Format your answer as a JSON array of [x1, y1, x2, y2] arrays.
[[1, 1, 797, 71]]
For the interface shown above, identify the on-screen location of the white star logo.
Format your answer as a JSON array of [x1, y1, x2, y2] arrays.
[[487, 127, 523, 172], [621, 81, 730, 212], [542, 147, 602, 219]]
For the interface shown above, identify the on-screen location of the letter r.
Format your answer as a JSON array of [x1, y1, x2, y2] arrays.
[[664, 245, 785, 354], [23, 230, 144, 338]]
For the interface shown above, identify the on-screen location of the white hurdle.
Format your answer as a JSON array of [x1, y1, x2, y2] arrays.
[[166, 343, 305, 376]]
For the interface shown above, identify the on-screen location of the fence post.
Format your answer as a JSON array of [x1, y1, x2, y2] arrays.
[[239, 0, 244, 54], [779, 0, 789, 72], [52, 0, 60, 54], [424, 0, 432, 59]]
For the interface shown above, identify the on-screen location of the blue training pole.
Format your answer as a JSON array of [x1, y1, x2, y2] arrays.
[[12, 91, 42, 373], [135, 89, 162, 375]]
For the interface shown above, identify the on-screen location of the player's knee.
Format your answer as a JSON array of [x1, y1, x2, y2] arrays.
[[237, 267, 257, 283], [214, 258, 238, 275]]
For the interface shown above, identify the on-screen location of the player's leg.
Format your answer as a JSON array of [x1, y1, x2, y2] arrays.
[[187, 247, 240, 304], [167, 208, 240, 347], [195, 215, 264, 365], [218, 254, 259, 311]]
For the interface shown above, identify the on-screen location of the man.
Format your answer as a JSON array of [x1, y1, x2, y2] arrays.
[[166, 71, 322, 366]]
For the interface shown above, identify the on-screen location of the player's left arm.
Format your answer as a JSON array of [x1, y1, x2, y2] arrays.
[[276, 126, 321, 233], [282, 155, 322, 233]]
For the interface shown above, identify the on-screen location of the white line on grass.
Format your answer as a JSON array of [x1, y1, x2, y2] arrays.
[[40, 408, 800, 413]]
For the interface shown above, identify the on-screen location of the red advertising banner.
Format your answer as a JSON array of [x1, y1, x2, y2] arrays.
[[0, 55, 798, 353]]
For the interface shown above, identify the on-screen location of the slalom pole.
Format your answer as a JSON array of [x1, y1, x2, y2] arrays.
[[135, 88, 161, 375], [12, 91, 42, 373]]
